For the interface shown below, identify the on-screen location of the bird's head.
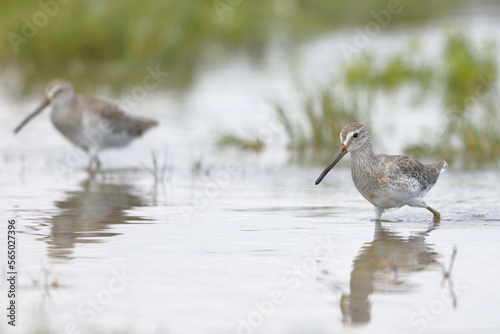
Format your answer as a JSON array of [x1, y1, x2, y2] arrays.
[[44, 78, 74, 102], [14, 78, 74, 134], [315, 122, 370, 185], [339, 122, 370, 153]]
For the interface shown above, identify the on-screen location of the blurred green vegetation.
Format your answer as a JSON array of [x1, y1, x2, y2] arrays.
[[344, 54, 434, 91], [405, 32, 499, 168], [2, 0, 499, 168], [217, 132, 265, 152], [0, 0, 471, 92], [273, 87, 365, 164], [275, 31, 500, 168]]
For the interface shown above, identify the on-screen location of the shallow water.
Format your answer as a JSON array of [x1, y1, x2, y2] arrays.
[[2, 13, 500, 334], [2, 166, 500, 334]]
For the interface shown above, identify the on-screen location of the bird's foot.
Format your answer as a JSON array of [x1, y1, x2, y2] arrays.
[[427, 207, 441, 223], [374, 218, 394, 223]]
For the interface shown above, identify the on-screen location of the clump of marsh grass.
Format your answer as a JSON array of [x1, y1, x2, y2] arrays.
[[344, 53, 434, 92], [406, 113, 500, 169], [216, 132, 265, 152], [405, 31, 500, 168], [272, 85, 367, 164], [274, 30, 500, 168], [442, 31, 497, 110], [142, 149, 171, 185]]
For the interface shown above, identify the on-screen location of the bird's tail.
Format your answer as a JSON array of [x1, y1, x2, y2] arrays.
[[134, 118, 158, 136], [436, 160, 448, 173], [426, 159, 447, 177]]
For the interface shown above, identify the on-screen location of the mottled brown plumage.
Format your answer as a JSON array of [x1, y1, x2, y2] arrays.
[[79, 95, 157, 137], [316, 123, 447, 222], [14, 79, 158, 170]]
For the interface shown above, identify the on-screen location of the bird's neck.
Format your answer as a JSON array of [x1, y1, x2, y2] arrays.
[[51, 94, 77, 114], [350, 144, 377, 173]]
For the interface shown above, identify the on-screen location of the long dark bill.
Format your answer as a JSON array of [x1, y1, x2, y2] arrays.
[[14, 99, 50, 134], [315, 146, 348, 185]]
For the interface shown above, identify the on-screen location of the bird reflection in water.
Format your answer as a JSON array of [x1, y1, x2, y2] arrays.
[[44, 176, 150, 259], [323, 222, 457, 325]]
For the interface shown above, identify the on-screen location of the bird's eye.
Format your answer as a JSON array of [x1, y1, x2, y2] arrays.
[[353, 133, 358, 138]]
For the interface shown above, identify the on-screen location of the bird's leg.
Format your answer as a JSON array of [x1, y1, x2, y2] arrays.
[[426, 206, 441, 223], [408, 198, 441, 223], [86, 158, 94, 172], [94, 156, 102, 171], [374, 206, 385, 221], [86, 154, 101, 173]]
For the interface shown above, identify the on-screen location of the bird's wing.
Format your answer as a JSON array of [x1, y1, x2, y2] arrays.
[[80, 95, 158, 136], [387, 155, 438, 193]]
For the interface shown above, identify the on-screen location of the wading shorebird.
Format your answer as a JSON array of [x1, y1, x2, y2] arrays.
[[14, 79, 158, 171], [315, 123, 447, 222]]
